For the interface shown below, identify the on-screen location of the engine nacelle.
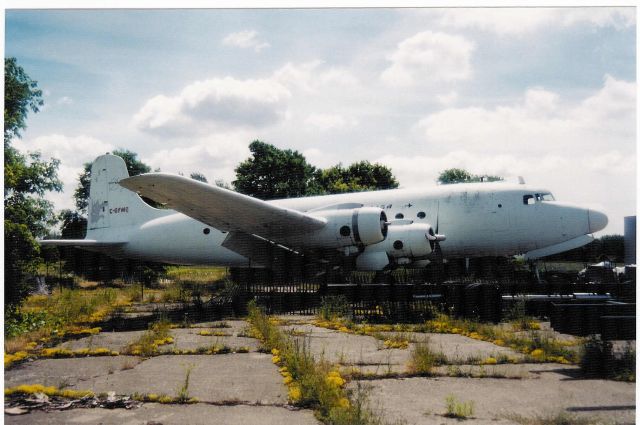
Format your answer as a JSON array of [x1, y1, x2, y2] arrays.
[[284, 207, 388, 250], [355, 222, 435, 270]]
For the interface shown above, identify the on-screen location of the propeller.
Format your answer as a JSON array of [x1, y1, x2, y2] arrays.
[[430, 201, 445, 262]]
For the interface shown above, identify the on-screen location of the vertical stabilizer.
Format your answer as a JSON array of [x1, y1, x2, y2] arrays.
[[88, 154, 161, 230]]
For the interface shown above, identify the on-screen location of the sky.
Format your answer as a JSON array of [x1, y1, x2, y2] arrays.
[[5, 7, 637, 235]]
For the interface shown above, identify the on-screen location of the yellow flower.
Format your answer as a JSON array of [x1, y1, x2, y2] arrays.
[[288, 385, 302, 402], [483, 357, 498, 365], [530, 349, 544, 359], [338, 397, 350, 408], [326, 371, 346, 388], [272, 355, 281, 364], [271, 348, 280, 356], [493, 339, 505, 346], [283, 375, 293, 385]]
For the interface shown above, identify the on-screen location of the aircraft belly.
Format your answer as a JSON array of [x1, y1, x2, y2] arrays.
[[125, 219, 249, 266]]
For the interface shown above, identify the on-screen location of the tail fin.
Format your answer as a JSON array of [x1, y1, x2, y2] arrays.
[[88, 154, 162, 230]]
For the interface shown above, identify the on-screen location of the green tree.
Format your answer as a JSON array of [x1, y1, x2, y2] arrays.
[[318, 161, 399, 194], [74, 149, 153, 213], [4, 57, 43, 145], [5, 57, 61, 305], [233, 140, 321, 200], [190, 171, 208, 183], [438, 168, 503, 184]]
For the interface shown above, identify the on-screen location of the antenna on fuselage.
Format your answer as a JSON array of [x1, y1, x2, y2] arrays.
[[518, 176, 525, 185]]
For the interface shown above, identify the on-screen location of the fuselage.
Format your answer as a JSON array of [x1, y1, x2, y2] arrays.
[[90, 181, 607, 267]]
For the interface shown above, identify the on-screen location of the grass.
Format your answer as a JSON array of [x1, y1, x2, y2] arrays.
[[165, 266, 227, 283], [248, 301, 399, 425], [175, 364, 197, 403], [444, 394, 475, 419], [5, 384, 94, 399], [407, 338, 447, 375], [124, 318, 174, 356], [4, 288, 135, 368]]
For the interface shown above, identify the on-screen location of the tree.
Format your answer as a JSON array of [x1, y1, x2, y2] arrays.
[[190, 172, 208, 183], [318, 161, 399, 194], [4, 57, 43, 145], [438, 168, 503, 185], [233, 140, 322, 200], [74, 149, 153, 213], [5, 58, 61, 305]]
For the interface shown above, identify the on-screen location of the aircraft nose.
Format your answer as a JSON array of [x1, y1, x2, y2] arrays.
[[588, 209, 608, 233]]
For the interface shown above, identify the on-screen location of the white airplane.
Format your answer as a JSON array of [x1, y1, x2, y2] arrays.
[[40, 154, 608, 271]]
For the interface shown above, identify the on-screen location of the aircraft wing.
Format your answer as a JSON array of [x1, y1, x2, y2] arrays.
[[119, 173, 327, 243]]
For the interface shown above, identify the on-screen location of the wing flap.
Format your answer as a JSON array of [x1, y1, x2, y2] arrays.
[[119, 173, 326, 242]]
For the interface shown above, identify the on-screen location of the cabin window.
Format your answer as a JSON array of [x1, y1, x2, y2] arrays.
[[523, 195, 535, 205], [203, 228, 211, 235], [417, 211, 426, 219], [498, 204, 502, 208], [339, 226, 351, 237], [395, 213, 404, 219], [393, 240, 404, 250]]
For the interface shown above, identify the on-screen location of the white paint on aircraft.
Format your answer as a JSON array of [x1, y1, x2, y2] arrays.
[[39, 154, 608, 270]]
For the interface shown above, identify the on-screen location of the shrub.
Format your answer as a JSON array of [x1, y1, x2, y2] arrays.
[[319, 295, 351, 321], [407, 339, 447, 375], [444, 394, 474, 419]]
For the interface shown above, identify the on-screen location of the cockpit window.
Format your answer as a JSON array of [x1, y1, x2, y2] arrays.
[[523, 194, 535, 205], [538, 193, 555, 201]]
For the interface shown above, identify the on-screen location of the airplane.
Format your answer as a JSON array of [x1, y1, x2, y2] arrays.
[[40, 153, 608, 272]]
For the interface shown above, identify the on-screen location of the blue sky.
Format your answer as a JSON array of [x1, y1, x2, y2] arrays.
[[6, 7, 636, 234]]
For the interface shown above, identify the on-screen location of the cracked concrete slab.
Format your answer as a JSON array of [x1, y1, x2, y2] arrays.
[[158, 328, 260, 352], [353, 366, 635, 424], [55, 331, 146, 352], [282, 324, 411, 365], [281, 324, 524, 368], [396, 332, 525, 363], [5, 357, 144, 388], [55, 321, 259, 353], [4, 403, 321, 425], [70, 353, 287, 404]]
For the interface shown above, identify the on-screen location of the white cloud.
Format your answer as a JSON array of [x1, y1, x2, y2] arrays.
[[14, 134, 116, 211], [143, 133, 251, 186], [381, 31, 474, 87], [437, 7, 635, 35], [274, 61, 359, 93], [436, 91, 458, 106], [133, 77, 291, 137], [304, 113, 358, 131], [222, 30, 270, 52], [56, 96, 73, 106], [416, 75, 636, 157]]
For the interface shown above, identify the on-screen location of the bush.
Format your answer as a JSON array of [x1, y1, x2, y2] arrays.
[[407, 339, 447, 375], [319, 295, 351, 321], [581, 336, 635, 381]]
